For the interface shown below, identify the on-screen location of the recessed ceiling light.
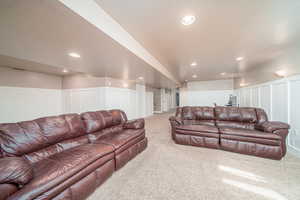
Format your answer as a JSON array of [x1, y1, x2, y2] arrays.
[[236, 57, 244, 61], [220, 72, 226, 76], [192, 74, 197, 78], [181, 15, 196, 26], [123, 83, 128, 88], [190, 62, 197, 67], [107, 81, 112, 86], [138, 76, 144, 80], [240, 83, 247, 87], [62, 69, 68, 73], [275, 70, 286, 77], [69, 52, 81, 58], [185, 80, 188, 82]]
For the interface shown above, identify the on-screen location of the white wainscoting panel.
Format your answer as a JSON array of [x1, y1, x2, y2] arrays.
[[62, 88, 106, 114], [62, 86, 152, 120], [135, 84, 146, 118], [251, 87, 260, 107], [179, 88, 188, 107], [234, 89, 241, 106], [146, 91, 154, 117], [161, 89, 175, 112], [272, 82, 288, 122], [289, 78, 300, 152], [259, 85, 272, 117], [161, 89, 168, 112], [105, 87, 136, 119], [1, 85, 152, 123], [246, 88, 252, 107], [235, 74, 300, 157], [69, 90, 81, 114], [239, 88, 246, 107], [0, 87, 62, 123]]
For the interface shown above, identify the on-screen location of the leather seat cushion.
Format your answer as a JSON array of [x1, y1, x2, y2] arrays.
[[219, 127, 281, 140], [221, 134, 280, 146], [11, 143, 114, 200], [176, 125, 219, 133], [97, 129, 145, 150]]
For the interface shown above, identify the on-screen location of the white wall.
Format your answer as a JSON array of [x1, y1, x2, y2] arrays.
[[0, 85, 153, 123], [160, 88, 176, 112], [136, 84, 146, 118], [186, 90, 234, 107], [188, 79, 234, 91], [62, 85, 153, 120], [235, 74, 300, 156], [161, 89, 168, 112], [0, 68, 154, 123], [0, 87, 62, 123], [62, 87, 106, 115], [0, 68, 63, 123], [145, 91, 154, 117], [180, 79, 234, 107], [153, 88, 162, 113], [171, 88, 177, 108]]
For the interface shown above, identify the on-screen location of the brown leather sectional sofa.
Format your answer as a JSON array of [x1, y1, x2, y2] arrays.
[[170, 106, 290, 160], [0, 110, 147, 200]]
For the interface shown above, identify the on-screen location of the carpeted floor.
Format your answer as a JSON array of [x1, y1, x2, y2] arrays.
[[88, 112, 300, 200]]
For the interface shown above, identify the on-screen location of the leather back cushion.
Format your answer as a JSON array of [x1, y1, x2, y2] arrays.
[[110, 109, 127, 123], [88, 125, 123, 142], [182, 107, 193, 120], [215, 107, 257, 123], [24, 136, 88, 163], [256, 108, 268, 124], [175, 107, 183, 118], [177, 106, 267, 129], [182, 107, 215, 120], [0, 114, 85, 157], [81, 110, 127, 134]]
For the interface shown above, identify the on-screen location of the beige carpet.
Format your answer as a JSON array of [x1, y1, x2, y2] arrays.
[[88, 112, 300, 200]]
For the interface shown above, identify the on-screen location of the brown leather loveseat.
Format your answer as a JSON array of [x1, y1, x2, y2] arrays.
[[170, 106, 290, 160], [0, 110, 147, 200]]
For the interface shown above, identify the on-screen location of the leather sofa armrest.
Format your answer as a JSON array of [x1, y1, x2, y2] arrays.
[[255, 121, 290, 133], [169, 116, 183, 126], [0, 157, 33, 186], [123, 118, 145, 129]]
